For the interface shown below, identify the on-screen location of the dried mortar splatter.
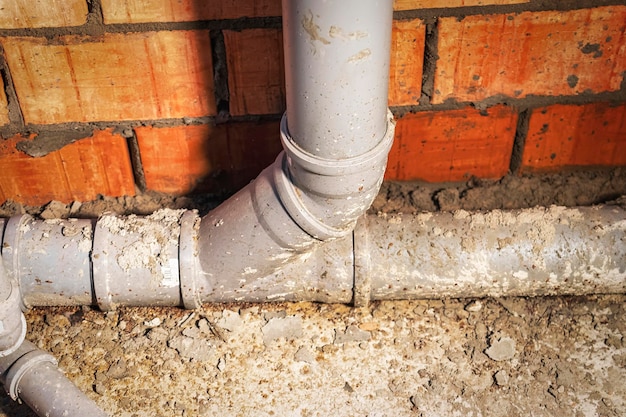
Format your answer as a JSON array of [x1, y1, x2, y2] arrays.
[[98, 209, 184, 277]]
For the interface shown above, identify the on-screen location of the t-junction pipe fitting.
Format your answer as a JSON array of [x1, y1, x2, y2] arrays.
[[195, 0, 396, 297], [275, 111, 395, 240]]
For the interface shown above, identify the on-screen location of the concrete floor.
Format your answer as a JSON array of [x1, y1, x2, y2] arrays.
[[0, 295, 623, 416]]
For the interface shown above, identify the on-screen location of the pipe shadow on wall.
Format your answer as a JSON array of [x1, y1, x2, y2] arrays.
[[176, 0, 285, 203]]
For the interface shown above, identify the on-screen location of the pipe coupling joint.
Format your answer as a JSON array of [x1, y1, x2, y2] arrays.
[[5, 348, 57, 400], [0, 251, 27, 357], [275, 111, 395, 240], [0, 302, 27, 358], [179, 210, 202, 309]]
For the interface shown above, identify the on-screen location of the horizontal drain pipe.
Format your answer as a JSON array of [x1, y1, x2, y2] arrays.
[[1, 204, 624, 310], [0, 246, 107, 417]]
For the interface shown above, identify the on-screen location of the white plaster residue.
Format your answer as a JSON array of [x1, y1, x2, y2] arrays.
[[266, 293, 290, 300], [78, 226, 92, 253], [117, 240, 159, 273], [607, 219, 626, 232], [563, 262, 573, 278], [348, 48, 371, 63], [388, 214, 402, 225], [513, 270, 529, 280], [453, 209, 470, 220], [414, 212, 432, 227], [98, 214, 130, 236], [19, 221, 32, 233], [328, 26, 368, 40], [243, 267, 258, 275]]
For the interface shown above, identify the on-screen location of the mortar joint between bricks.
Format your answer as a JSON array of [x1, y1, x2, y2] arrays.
[[420, 20, 439, 106], [394, 0, 626, 21], [0, 53, 25, 131], [210, 30, 231, 124], [125, 129, 148, 193], [509, 109, 531, 175]]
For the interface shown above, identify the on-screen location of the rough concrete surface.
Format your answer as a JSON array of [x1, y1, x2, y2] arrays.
[[0, 296, 623, 417]]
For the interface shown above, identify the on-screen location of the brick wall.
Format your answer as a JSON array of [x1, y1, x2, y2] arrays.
[[0, 0, 624, 206]]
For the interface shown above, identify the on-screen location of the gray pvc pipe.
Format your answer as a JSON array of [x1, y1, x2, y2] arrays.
[[282, 0, 393, 159], [92, 210, 184, 310], [2, 215, 94, 308], [0, 340, 108, 417], [2, 205, 624, 308], [356, 206, 626, 303], [198, 205, 626, 305], [0, 251, 26, 356]]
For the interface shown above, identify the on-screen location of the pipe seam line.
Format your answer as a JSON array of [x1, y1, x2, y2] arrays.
[[92, 218, 113, 311], [179, 210, 202, 309], [352, 216, 372, 308], [274, 111, 396, 241]]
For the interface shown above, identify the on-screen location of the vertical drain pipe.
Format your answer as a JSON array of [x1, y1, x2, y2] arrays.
[[276, 0, 395, 237], [193, 0, 395, 304], [283, 0, 392, 159]]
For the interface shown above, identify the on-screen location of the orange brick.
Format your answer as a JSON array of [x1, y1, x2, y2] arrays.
[[1, 31, 216, 124], [136, 121, 282, 194], [0, 80, 8, 126], [101, 0, 281, 23], [0, 0, 88, 29], [389, 19, 425, 107], [521, 102, 626, 172], [225, 121, 283, 188], [394, 0, 528, 10], [0, 129, 135, 206], [385, 105, 517, 182], [224, 29, 285, 116], [434, 6, 626, 104]]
